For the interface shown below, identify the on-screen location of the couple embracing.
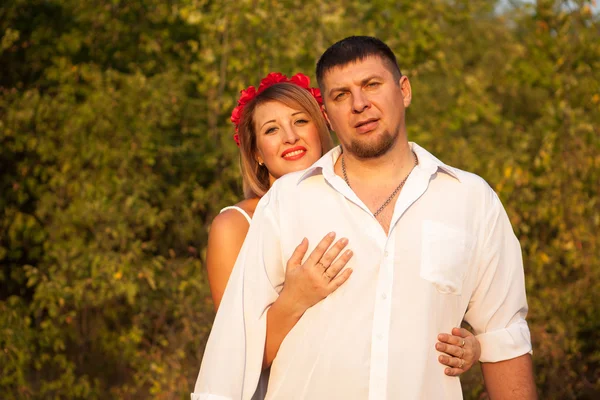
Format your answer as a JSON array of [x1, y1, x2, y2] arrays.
[[194, 36, 536, 400]]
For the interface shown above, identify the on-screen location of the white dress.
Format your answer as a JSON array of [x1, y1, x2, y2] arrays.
[[219, 206, 252, 224]]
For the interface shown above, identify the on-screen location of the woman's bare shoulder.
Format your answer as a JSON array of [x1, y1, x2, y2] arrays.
[[235, 198, 260, 219], [209, 198, 259, 244], [207, 200, 258, 310], [210, 207, 249, 241]]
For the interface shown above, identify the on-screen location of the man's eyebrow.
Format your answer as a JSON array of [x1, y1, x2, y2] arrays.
[[328, 85, 349, 97], [360, 74, 383, 85], [328, 75, 384, 97]]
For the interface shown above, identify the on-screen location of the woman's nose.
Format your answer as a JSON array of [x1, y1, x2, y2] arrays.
[[281, 125, 300, 144]]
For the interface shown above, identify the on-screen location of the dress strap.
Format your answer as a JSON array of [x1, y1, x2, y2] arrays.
[[219, 206, 252, 224]]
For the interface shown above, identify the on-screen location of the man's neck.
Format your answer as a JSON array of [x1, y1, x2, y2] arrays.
[[338, 139, 414, 186]]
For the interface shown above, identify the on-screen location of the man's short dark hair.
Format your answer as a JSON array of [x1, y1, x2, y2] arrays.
[[316, 36, 402, 89]]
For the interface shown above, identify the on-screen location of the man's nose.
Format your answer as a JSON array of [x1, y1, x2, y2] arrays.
[[351, 90, 370, 113]]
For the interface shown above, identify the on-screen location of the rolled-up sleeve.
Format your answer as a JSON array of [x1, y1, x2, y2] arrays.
[[464, 190, 532, 363]]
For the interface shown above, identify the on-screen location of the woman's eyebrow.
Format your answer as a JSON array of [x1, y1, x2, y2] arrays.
[[260, 119, 276, 129]]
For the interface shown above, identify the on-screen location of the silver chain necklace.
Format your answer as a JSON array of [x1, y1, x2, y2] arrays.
[[341, 151, 418, 218]]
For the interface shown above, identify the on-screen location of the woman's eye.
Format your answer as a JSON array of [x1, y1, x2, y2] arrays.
[[295, 119, 308, 125], [265, 127, 277, 134]]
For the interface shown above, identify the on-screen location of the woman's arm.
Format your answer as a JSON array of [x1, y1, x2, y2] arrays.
[[263, 233, 353, 369], [208, 213, 354, 369], [436, 327, 482, 376], [206, 210, 250, 311]]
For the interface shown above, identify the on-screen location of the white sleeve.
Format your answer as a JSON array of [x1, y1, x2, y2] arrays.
[[192, 192, 283, 399], [464, 189, 532, 363]]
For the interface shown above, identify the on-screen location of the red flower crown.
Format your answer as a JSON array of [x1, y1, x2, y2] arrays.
[[230, 72, 323, 147]]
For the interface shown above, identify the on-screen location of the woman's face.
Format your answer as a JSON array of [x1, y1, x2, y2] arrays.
[[253, 100, 323, 183]]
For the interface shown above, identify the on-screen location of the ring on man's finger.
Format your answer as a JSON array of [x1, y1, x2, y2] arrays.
[[459, 359, 465, 369], [316, 261, 326, 269], [460, 339, 465, 347], [460, 348, 465, 358]]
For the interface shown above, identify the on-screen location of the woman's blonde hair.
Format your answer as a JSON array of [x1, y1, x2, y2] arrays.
[[237, 83, 333, 199]]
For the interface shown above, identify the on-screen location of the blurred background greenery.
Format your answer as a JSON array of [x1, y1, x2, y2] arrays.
[[1, 0, 598, 398]]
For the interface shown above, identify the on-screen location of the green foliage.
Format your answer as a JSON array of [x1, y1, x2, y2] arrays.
[[1, 0, 598, 398]]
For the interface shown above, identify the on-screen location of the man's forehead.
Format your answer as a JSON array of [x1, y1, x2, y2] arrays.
[[323, 56, 391, 85]]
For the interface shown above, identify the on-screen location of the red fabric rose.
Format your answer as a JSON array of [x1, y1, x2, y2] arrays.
[[308, 87, 323, 105], [230, 105, 243, 125], [289, 73, 311, 89], [258, 72, 288, 92], [233, 132, 240, 147], [238, 86, 256, 106]]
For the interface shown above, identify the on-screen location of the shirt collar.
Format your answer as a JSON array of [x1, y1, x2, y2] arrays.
[[297, 142, 461, 184], [411, 142, 461, 182], [297, 145, 342, 183]]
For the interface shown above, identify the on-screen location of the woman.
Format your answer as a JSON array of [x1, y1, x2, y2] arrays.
[[206, 72, 480, 377]]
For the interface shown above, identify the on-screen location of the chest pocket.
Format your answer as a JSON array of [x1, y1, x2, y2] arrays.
[[420, 220, 474, 295]]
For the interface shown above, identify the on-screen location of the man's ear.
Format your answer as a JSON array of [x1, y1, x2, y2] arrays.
[[321, 104, 332, 130], [400, 76, 412, 108]]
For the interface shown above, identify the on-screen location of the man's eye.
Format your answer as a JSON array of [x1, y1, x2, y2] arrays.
[[367, 82, 380, 88], [335, 92, 347, 101]]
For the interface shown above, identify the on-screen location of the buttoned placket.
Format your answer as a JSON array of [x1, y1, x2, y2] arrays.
[[367, 165, 433, 400], [318, 147, 436, 400], [368, 232, 395, 400]]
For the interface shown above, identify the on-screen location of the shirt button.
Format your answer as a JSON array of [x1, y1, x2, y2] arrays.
[[384, 251, 389, 257], [381, 293, 387, 300]]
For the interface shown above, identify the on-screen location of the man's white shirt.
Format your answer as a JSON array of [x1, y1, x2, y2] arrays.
[[192, 143, 532, 400]]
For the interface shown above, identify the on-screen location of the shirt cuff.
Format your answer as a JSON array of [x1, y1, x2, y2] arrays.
[[476, 320, 532, 363], [191, 393, 232, 400]]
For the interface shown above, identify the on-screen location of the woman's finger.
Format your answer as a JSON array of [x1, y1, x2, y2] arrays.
[[438, 354, 465, 369], [438, 354, 467, 376], [435, 342, 465, 358], [305, 232, 336, 267], [324, 248, 353, 281], [444, 367, 464, 377], [452, 327, 471, 338], [459, 330, 481, 366], [286, 238, 308, 269], [326, 267, 353, 291], [438, 354, 453, 367], [318, 237, 349, 271], [438, 332, 465, 348]]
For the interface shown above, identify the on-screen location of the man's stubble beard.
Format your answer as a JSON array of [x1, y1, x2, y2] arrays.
[[345, 126, 399, 159]]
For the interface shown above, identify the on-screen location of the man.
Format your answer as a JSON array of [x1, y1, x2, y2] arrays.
[[193, 36, 536, 399]]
